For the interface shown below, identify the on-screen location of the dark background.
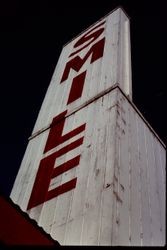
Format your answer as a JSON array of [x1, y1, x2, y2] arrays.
[[0, 0, 166, 196]]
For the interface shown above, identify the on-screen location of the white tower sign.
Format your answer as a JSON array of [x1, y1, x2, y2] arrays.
[[10, 8, 165, 246]]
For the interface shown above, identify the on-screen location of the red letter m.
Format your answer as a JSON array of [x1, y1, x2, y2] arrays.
[[60, 38, 105, 83]]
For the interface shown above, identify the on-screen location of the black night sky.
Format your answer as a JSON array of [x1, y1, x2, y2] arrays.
[[0, 0, 166, 197]]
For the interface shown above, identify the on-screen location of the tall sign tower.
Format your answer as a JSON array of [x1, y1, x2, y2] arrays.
[[10, 8, 165, 246]]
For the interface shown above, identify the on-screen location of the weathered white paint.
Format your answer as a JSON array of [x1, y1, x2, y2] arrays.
[[10, 7, 165, 246], [29, 8, 132, 136], [10, 87, 165, 246]]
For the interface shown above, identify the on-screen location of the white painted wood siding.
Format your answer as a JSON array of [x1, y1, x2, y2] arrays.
[[30, 8, 132, 135], [10, 87, 165, 246], [10, 7, 165, 247]]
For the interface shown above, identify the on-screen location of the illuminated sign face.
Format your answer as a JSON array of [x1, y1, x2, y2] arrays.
[[27, 20, 106, 210]]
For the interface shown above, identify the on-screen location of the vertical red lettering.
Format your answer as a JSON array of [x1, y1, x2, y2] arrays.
[[27, 20, 106, 210], [27, 111, 86, 210]]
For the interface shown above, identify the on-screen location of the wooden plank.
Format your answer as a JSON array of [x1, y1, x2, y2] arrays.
[[128, 103, 142, 245], [98, 10, 119, 94], [158, 143, 166, 186], [78, 98, 106, 245], [136, 116, 151, 246], [51, 223, 66, 244], [110, 117, 120, 245], [98, 92, 117, 245], [86, 53, 102, 103], [50, 191, 73, 244], [145, 126, 162, 245], [151, 134, 164, 245], [115, 93, 131, 245], [63, 216, 84, 245], [157, 143, 166, 246]]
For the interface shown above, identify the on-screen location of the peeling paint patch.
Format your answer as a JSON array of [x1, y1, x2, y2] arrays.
[[95, 169, 100, 177], [116, 218, 120, 225], [120, 183, 125, 191], [113, 190, 123, 204], [106, 183, 111, 188]]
